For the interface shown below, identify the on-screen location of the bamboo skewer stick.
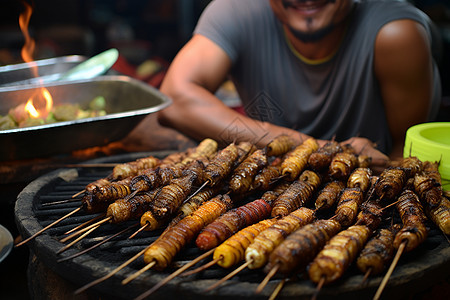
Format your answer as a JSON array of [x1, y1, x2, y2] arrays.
[[180, 255, 220, 277], [268, 278, 285, 300], [64, 213, 106, 235], [131, 248, 216, 299], [128, 223, 149, 239], [74, 244, 153, 295], [255, 263, 279, 294], [57, 224, 138, 263], [57, 224, 101, 255], [15, 206, 83, 247], [59, 216, 112, 243], [361, 267, 372, 286], [204, 260, 252, 292], [183, 180, 209, 205], [373, 240, 407, 300], [72, 190, 86, 198], [41, 198, 81, 207], [380, 198, 403, 211], [63, 163, 118, 168], [121, 261, 157, 285], [311, 276, 326, 300]]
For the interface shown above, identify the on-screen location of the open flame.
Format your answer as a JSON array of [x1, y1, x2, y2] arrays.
[[19, 1, 53, 120]]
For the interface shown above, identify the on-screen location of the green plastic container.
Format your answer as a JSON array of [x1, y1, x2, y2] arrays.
[[404, 122, 450, 191]]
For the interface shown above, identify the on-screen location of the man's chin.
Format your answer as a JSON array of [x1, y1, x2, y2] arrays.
[[282, 0, 337, 10], [287, 24, 335, 43]]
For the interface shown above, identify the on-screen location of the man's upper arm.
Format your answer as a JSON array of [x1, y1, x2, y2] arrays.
[[374, 19, 434, 152], [161, 34, 233, 96]]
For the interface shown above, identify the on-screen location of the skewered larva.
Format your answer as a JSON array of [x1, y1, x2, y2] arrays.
[[151, 172, 199, 220], [308, 140, 343, 172], [112, 156, 160, 180], [261, 180, 292, 203], [250, 157, 282, 191], [308, 225, 371, 285], [271, 170, 321, 218], [180, 138, 218, 166], [106, 188, 161, 224], [213, 218, 278, 268], [341, 143, 356, 153], [399, 156, 423, 178], [131, 164, 183, 194], [265, 134, 299, 157], [157, 186, 223, 234], [82, 177, 133, 213], [159, 150, 187, 166], [357, 155, 372, 168], [356, 225, 401, 276], [93, 177, 133, 201], [196, 198, 273, 251], [315, 181, 345, 212], [427, 196, 450, 235], [245, 207, 315, 269], [422, 161, 442, 184], [264, 219, 341, 276], [229, 149, 268, 194], [140, 179, 210, 232], [355, 200, 384, 232], [374, 167, 407, 201], [85, 178, 112, 193], [176, 186, 222, 220], [281, 138, 319, 181], [140, 210, 164, 231], [143, 194, 233, 270], [234, 141, 257, 167], [414, 172, 443, 209], [347, 167, 373, 193], [203, 143, 240, 187], [329, 151, 358, 180], [394, 189, 428, 252], [334, 187, 364, 227]]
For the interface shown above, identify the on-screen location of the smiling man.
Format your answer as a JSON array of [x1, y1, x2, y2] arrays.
[[156, 0, 441, 166]]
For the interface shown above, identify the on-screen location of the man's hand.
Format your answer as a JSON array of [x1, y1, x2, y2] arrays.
[[341, 137, 390, 173]]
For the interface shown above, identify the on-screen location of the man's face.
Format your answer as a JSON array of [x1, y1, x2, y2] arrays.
[[270, 0, 354, 42]]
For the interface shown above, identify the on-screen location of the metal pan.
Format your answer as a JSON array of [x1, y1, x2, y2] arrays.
[[0, 75, 171, 161], [0, 55, 87, 87]]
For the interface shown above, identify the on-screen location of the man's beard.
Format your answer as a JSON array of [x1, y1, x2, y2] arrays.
[[287, 21, 335, 43], [282, 0, 336, 9], [281, 0, 338, 43]]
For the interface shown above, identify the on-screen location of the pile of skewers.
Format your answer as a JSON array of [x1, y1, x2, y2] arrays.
[[16, 135, 450, 300]]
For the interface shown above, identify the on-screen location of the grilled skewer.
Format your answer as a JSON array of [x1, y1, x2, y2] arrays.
[[374, 189, 429, 299], [271, 170, 321, 217], [245, 207, 315, 269], [308, 140, 343, 172], [356, 225, 401, 280], [265, 134, 299, 157], [195, 197, 273, 251], [308, 225, 371, 285], [281, 138, 319, 181], [263, 219, 342, 277], [141, 194, 233, 271]]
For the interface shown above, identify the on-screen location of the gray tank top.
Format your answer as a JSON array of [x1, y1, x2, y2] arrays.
[[194, 0, 441, 153]]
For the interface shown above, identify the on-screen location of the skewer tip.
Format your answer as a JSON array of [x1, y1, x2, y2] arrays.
[[128, 223, 149, 239], [14, 206, 83, 248], [255, 263, 279, 294], [122, 260, 156, 285], [311, 276, 326, 300]]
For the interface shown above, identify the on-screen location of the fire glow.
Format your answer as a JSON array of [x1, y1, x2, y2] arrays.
[[19, 1, 53, 120]]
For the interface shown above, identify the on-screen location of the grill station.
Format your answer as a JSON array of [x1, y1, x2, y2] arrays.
[[13, 151, 450, 300], [2, 4, 449, 298]]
